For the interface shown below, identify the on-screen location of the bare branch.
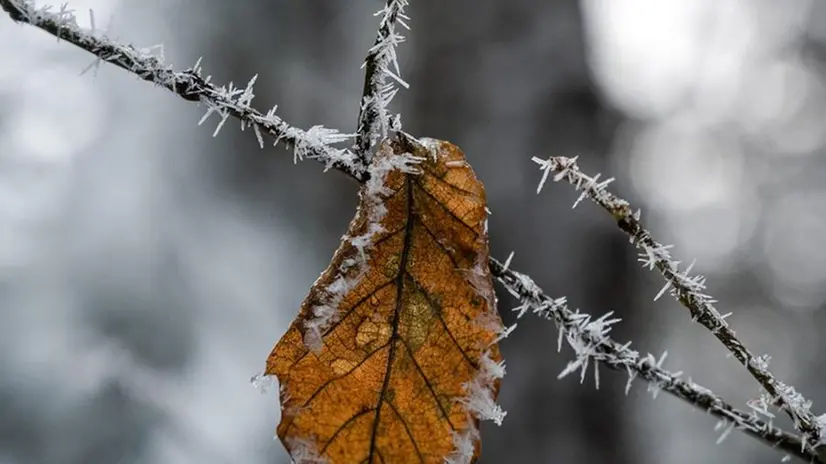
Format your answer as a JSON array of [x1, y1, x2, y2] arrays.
[[0, 0, 368, 181], [488, 257, 819, 463], [353, 0, 410, 161], [532, 155, 825, 451]]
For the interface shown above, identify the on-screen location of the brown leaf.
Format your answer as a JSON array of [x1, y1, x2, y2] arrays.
[[266, 136, 505, 464]]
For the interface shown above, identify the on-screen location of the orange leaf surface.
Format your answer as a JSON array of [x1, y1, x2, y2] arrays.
[[266, 136, 505, 464]]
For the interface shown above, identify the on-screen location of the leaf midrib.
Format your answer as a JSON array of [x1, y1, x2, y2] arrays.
[[367, 176, 416, 463]]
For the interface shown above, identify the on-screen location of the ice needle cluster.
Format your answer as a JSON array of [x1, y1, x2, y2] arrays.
[[354, 0, 410, 159]]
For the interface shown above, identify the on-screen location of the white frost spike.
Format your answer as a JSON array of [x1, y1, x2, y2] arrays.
[[653, 280, 671, 301], [480, 350, 506, 381], [553, 156, 579, 183], [88, 8, 95, 34], [253, 123, 264, 148], [572, 173, 615, 209], [502, 251, 515, 271], [747, 394, 776, 420], [286, 437, 328, 464], [351, 223, 385, 262], [594, 361, 600, 390], [585, 311, 621, 341], [532, 156, 553, 194], [750, 354, 771, 371], [445, 427, 478, 464], [817, 413, 826, 438], [647, 381, 661, 400], [512, 301, 530, 319], [302, 322, 324, 353], [460, 380, 506, 426], [198, 107, 215, 126], [625, 368, 637, 396], [238, 74, 258, 107], [250, 371, 275, 394], [463, 251, 499, 315], [557, 323, 566, 352], [294, 126, 355, 164], [213, 112, 230, 137], [716, 421, 735, 445], [79, 55, 103, 77], [655, 351, 669, 368]]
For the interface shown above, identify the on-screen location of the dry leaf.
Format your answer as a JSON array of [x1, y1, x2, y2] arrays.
[[266, 135, 505, 464]]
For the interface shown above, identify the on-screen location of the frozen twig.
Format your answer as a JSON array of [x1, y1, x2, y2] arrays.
[[488, 257, 819, 463], [532, 155, 825, 452], [353, 0, 410, 161], [0, 0, 367, 181]]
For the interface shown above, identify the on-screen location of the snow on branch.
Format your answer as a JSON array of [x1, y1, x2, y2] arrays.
[[532, 155, 825, 452], [488, 257, 819, 463], [0, 0, 367, 181], [353, 0, 410, 161]]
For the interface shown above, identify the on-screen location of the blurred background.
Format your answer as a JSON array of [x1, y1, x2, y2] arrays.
[[2, 0, 826, 462]]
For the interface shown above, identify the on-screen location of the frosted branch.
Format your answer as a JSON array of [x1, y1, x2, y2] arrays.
[[0, 0, 367, 181], [488, 257, 819, 463], [353, 0, 410, 161], [532, 155, 825, 452]]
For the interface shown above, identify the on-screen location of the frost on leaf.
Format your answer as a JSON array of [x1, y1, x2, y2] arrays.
[[265, 136, 504, 463]]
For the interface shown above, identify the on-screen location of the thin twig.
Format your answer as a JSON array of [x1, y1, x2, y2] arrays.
[[532, 155, 824, 451], [0, 0, 368, 182], [353, 0, 410, 162], [488, 257, 818, 463]]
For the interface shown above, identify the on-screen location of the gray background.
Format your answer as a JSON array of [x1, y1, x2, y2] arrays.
[[2, 0, 826, 462]]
